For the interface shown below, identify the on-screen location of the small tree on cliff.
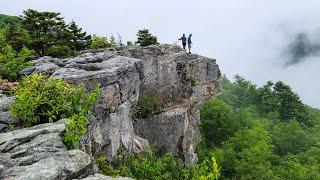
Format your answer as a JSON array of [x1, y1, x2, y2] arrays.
[[135, 28, 158, 46], [67, 21, 91, 51]]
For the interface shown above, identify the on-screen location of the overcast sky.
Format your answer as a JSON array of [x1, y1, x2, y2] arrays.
[[1, 0, 320, 108]]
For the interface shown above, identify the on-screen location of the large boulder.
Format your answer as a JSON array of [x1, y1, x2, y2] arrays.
[[0, 120, 95, 180]]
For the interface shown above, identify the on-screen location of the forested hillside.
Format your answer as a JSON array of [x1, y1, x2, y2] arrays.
[[0, 14, 20, 29], [198, 75, 320, 179]]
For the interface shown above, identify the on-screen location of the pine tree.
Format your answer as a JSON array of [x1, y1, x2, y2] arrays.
[[21, 9, 68, 56], [135, 28, 158, 46], [67, 21, 91, 51], [2, 23, 30, 52]]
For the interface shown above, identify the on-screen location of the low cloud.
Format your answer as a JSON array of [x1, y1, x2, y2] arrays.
[[284, 32, 320, 66]]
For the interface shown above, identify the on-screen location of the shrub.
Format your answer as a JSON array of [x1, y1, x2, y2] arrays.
[[134, 93, 164, 119], [135, 28, 159, 46], [96, 149, 221, 180], [63, 114, 88, 148], [90, 35, 115, 49], [11, 74, 72, 125], [0, 45, 33, 81], [192, 156, 221, 180], [96, 151, 184, 180], [10, 73, 100, 147], [47, 44, 75, 58]]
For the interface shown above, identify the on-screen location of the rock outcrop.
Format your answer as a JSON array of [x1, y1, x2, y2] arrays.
[[0, 120, 95, 179], [122, 45, 220, 165], [1, 44, 220, 178], [13, 45, 220, 165], [49, 53, 149, 161], [0, 95, 17, 133]]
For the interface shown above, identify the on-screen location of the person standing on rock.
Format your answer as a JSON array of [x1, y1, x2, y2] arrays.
[[188, 34, 193, 54], [178, 34, 187, 50]]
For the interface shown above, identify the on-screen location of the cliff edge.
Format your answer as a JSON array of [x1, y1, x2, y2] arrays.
[[0, 44, 220, 179]]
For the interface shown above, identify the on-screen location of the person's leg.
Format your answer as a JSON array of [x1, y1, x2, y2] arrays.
[[188, 44, 191, 53], [183, 43, 186, 49]]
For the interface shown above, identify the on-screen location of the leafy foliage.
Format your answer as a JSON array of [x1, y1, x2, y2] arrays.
[[0, 14, 21, 30], [0, 23, 30, 51], [96, 150, 220, 180], [21, 9, 69, 56], [63, 114, 88, 148], [0, 45, 33, 81], [47, 44, 74, 58], [219, 75, 310, 125], [20, 9, 91, 57], [90, 35, 115, 49], [199, 75, 320, 179], [135, 28, 159, 46], [271, 120, 316, 155], [256, 81, 308, 124], [67, 21, 91, 51], [134, 93, 164, 119], [10, 73, 100, 147]]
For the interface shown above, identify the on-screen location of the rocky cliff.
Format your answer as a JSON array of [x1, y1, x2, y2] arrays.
[[0, 45, 220, 179]]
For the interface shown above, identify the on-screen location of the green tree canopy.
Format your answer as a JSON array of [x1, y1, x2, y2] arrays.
[[1, 23, 30, 51], [67, 21, 91, 51], [21, 9, 68, 56], [0, 14, 21, 29], [135, 28, 158, 46]]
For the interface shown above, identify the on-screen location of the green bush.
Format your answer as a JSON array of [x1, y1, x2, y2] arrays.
[[192, 156, 220, 180], [0, 45, 33, 81], [63, 114, 88, 149], [90, 35, 115, 49], [135, 28, 159, 46], [134, 93, 164, 119], [96, 149, 221, 180], [10, 73, 100, 147], [96, 151, 184, 180], [47, 44, 75, 58]]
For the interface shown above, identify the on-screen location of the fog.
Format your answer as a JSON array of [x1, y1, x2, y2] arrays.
[[1, 0, 320, 108]]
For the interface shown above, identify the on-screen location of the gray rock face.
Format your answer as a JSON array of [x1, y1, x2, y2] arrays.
[[49, 53, 149, 161], [17, 44, 220, 166], [123, 45, 220, 165], [0, 95, 15, 112], [0, 120, 95, 180], [0, 95, 17, 133]]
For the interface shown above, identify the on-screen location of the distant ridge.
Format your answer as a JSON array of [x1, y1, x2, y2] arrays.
[[0, 14, 21, 29]]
